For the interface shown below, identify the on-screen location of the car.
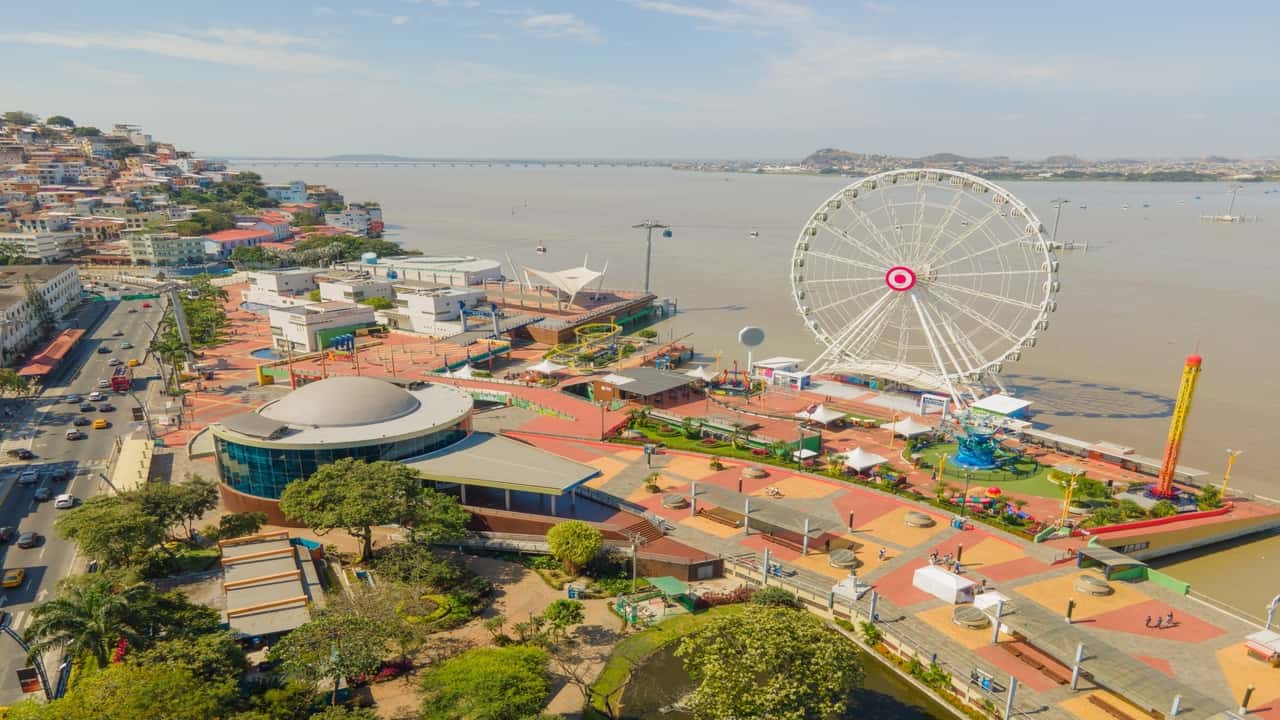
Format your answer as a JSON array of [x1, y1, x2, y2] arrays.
[[97, 346, 111, 354], [112, 330, 124, 337], [108, 358, 122, 366], [99, 404, 116, 413], [0, 527, 14, 543], [49, 467, 69, 481], [17, 470, 38, 485], [121, 342, 134, 349], [65, 429, 84, 440], [73, 416, 91, 426], [5, 448, 35, 460], [127, 308, 138, 314], [92, 419, 109, 430], [33, 486, 52, 502], [66, 394, 82, 404], [18, 532, 39, 548], [97, 379, 109, 388], [88, 391, 106, 401], [54, 494, 76, 509], [142, 302, 152, 308], [128, 358, 140, 367], [2, 569, 25, 589], [80, 402, 95, 412]]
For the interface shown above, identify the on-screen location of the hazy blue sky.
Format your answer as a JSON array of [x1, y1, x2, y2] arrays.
[[5, 1, 1276, 159]]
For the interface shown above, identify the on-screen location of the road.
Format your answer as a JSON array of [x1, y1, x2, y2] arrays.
[[0, 288, 166, 704]]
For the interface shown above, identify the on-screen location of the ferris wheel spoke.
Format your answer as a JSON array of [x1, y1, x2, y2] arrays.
[[927, 233, 1035, 273], [915, 191, 967, 265], [805, 249, 887, 276], [845, 293, 901, 360], [925, 287, 1024, 345], [806, 283, 885, 314], [918, 295, 985, 377], [928, 281, 1043, 312], [916, 294, 978, 378], [921, 208, 999, 267], [909, 295, 963, 405], [843, 203, 902, 264], [816, 221, 896, 268], [932, 269, 1045, 280], [823, 290, 895, 360]]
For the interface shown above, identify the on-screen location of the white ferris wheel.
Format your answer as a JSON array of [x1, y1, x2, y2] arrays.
[[790, 169, 1059, 406]]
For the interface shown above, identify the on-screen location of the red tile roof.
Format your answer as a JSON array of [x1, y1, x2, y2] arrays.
[[204, 229, 273, 244], [19, 329, 86, 377]]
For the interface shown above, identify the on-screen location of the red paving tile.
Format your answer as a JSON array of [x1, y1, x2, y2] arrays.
[[1246, 696, 1280, 720], [740, 533, 801, 562], [976, 556, 1051, 585], [974, 644, 1059, 694], [831, 487, 900, 527], [517, 437, 609, 464], [1135, 655, 1175, 677], [1085, 598, 1226, 644], [871, 557, 933, 607]]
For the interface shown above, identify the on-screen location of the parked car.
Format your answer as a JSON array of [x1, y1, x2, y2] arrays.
[[33, 486, 52, 502], [128, 358, 140, 367], [65, 429, 84, 441], [112, 330, 124, 337], [73, 416, 91, 426], [93, 419, 109, 430], [17, 532, 39, 548], [142, 302, 152, 308], [5, 448, 34, 460], [121, 342, 134, 349], [54, 494, 76, 509], [2, 569, 25, 589], [0, 527, 14, 543], [17, 470, 37, 486], [127, 308, 138, 314], [96, 379, 109, 389]]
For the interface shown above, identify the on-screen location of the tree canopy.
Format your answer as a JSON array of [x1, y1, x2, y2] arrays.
[[56, 476, 219, 568], [676, 605, 864, 720], [0, 368, 31, 396], [44, 115, 75, 127], [2, 111, 37, 125], [72, 126, 102, 137], [418, 645, 551, 720], [6, 663, 236, 720], [269, 609, 389, 704], [133, 631, 246, 683], [546, 520, 602, 574], [279, 458, 468, 562]]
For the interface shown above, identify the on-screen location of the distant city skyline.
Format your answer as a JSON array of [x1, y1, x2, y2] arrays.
[[5, 1, 1279, 159]]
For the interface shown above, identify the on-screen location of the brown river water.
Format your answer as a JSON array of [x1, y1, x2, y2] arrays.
[[253, 165, 1280, 618]]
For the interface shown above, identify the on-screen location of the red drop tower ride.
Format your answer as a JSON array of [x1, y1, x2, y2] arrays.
[[1154, 354, 1202, 498]]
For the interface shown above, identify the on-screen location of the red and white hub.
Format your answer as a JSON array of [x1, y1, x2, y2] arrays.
[[884, 266, 917, 292]]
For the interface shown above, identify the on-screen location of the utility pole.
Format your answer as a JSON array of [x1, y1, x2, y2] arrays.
[[631, 220, 669, 294], [1050, 198, 1070, 247]]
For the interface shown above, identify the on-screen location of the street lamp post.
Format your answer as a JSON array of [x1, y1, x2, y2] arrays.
[[631, 220, 669, 294], [1050, 198, 1070, 245], [961, 471, 973, 518], [1222, 449, 1243, 498]]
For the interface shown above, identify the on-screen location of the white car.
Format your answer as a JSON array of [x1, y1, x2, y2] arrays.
[[96, 379, 109, 389], [107, 358, 122, 366], [53, 494, 76, 509], [88, 391, 106, 401]]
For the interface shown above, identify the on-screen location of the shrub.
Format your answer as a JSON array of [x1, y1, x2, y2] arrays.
[[699, 585, 755, 607], [1150, 500, 1178, 518], [636, 329, 658, 339], [751, 586, 801, 609], [859, 621, 883, 646], [546, 521, 604, 574], [1197, 484, 1223, 510]]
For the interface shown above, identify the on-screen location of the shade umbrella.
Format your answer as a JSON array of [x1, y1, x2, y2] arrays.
[[529, 358, 567, 375]]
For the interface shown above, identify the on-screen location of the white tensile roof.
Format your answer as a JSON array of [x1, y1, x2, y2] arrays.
[[684, 365, 719, 381], [970, 394, 1032, 415], [446, 364, 475, 379], [529, 358, 567, 374], [524, 264, 604, 299], [794, 404, 845, 425], [841, 446, 887, 471], [880, 417, 934, 438]]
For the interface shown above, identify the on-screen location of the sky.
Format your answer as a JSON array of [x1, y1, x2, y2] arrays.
[[4, 1, 1278, 159]]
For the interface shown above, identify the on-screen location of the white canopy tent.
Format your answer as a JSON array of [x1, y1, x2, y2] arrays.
[[528, 358, 567, 375], [445, 364, 475, 379], [794, 404, 846, 425], [792, 448, 819, 462], [912, 566, 976, 605], [523, 258, 607, 307], [684, 365, 719, 382], [880, 417, 934, 438], [842, 447, 887, 472]]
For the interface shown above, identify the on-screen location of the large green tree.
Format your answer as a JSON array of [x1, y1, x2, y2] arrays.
[[0, 368, 31, 396], [55, 495, 167, 567], [269, 610, 388, 705], [2, 111, 37, 125], [72, 126, 101, 137], [675, 605, 864, 720], [279, 458, 468, 562], [44, 115, 75, 127], [418, 645, 550, 720], [22, 576, 148, 668], [5, 663, 236, 720], [132, 631, 246, 683], [545, 520, 602, 574], [211, 511, 268, 541]]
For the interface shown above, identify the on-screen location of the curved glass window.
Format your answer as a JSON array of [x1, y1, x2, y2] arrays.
[[214, 425, 467, 499]]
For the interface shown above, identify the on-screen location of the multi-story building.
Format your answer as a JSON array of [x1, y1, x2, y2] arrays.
[[203, 228, 273, 259], [0, 264, 83, 363], [0, 230, 79, 262], [267, 301, 375, 353], [323, 203, 383, 237], [264, 181, 308, 204], [336, 255, 503, 287], [74, 218, 126, 244], [243, 268, 321, 307], [126, 232, 205, 266], [317, 277, 394, 304]]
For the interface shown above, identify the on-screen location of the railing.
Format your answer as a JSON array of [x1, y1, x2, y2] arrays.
[[572, 485, 672, 537]]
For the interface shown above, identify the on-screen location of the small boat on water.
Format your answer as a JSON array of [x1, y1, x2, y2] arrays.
[[1122, 203, 1129, 210], [749, 229, 759, 238], [535, 242, 547, 254]]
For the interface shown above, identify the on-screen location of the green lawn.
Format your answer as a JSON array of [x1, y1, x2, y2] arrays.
[[912, 442, 1065, 499], [588, 604, 746, 717]]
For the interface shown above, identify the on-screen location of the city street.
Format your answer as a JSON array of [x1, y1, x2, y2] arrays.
[[0, 289, 166, 705]]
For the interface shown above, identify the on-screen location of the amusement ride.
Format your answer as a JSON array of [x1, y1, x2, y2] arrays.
[[790, 169, 1059, 409]]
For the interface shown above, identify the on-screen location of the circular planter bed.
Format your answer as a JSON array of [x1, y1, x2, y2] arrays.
[[662, 494, 689, 509], [828, 548, 858, 569], [905, 511, 936, 528], [953, 605, 991, 629], [1075, 574, 1114, 596], [620, 429, 645, 440], [742, 466, 769, 479]]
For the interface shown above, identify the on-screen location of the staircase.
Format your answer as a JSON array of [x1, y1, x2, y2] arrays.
[[615, 515, 665, 544]]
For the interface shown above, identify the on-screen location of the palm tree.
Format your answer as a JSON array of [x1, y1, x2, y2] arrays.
[[24, 578, 147, 669]]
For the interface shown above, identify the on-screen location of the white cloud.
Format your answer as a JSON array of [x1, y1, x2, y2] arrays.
[[61, 61, 141, 85], [522, 13, 601, 42], [1, 30, 365, 74], [392, 15, 410, 25], [313, 6, 336, 14], [195, 27, 322, 47], [624, 0, 812, 29], [862, 1, 893, 13]]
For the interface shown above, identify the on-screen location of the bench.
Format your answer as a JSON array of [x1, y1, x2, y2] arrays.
[[999, 643, 1071, 685], [1087, 695, 1138, 720], [761, 532, 806, 552], [697, 508, 742, 528]]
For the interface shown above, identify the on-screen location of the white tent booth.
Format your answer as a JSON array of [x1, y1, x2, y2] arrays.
[[842, 447, 887, 473], [795, 404, 845, 426], [880, 417, 934, 439], [684, 365, 719, 382], [528, 358, 567, 375], [912, 566, 976, 604]]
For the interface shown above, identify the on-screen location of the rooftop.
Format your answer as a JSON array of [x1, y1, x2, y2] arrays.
[[405, 432, 598, 495], [220, 532, 326, 638], [204, 228, 274, 243], [599, 367, 696, 397]]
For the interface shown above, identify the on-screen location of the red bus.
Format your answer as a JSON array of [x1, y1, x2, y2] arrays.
[[110, 365, 132, 392]]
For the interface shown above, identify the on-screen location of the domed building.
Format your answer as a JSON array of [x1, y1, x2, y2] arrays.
[[203, 375, 600, 523]]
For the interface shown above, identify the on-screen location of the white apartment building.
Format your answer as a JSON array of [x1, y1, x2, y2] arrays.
[[0, 231, 79, 262], [318, 278, 394, 305], [268, 301, 375, 353], [0, 264, 83, 362], [126, 233, 205, 266], [324, 203, 383, 237], [244, 269, 321, 308], [264, 181, 308, 203], [335, 256, 503, 287]]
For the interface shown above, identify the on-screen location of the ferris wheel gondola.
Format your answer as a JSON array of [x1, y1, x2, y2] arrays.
[[790, 169, 1058, 406]]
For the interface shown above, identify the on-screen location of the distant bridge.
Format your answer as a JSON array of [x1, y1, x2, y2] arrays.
[[219, 158, 672, 169]]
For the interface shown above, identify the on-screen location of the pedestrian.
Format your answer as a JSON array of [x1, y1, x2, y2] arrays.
[[825, 538, 831, 552], [1154, 616, 1163, 629], [878, 547, 886, 561], [1144, 615, 1152, 628], [1166, 611, 1174, 627]]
